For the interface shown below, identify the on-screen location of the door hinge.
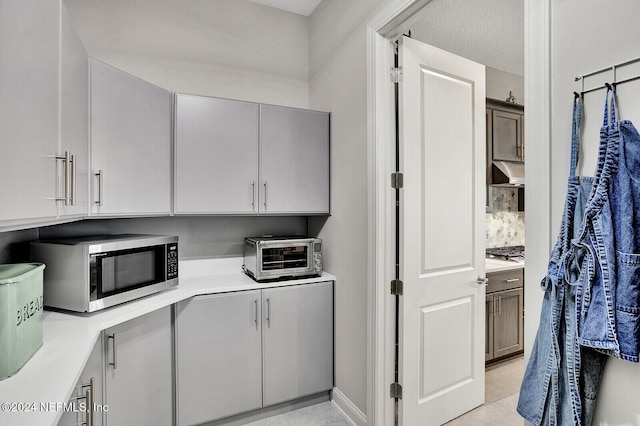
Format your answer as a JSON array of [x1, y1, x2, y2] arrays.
[[390, 67, 403, 84], [391, 172, 403, 189], [390, 382, 403, 399], [390, 279, 403, 296]]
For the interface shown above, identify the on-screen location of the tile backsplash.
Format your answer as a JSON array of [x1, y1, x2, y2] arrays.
[[486, 187, 525, 248]]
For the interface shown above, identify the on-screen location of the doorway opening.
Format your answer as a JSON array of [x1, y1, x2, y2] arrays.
[[367, 1, 528, 424]]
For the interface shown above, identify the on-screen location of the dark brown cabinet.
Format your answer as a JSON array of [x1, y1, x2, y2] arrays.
[[486, 268, 524, 363], [486, 99, 525, 184]]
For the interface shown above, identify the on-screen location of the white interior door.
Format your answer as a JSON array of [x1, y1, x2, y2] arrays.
[[398, 36, 486, 425]]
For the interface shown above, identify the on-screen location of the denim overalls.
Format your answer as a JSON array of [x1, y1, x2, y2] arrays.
[[517, 93, 611, 425], [569, 86, 640, 363]]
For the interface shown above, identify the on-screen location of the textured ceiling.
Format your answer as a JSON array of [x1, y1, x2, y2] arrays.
[[403, 0, 524, 75]]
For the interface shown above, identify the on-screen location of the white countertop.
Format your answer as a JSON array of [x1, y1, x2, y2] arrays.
[[0, 257, 335, 426], [485, 257, 525, 273]]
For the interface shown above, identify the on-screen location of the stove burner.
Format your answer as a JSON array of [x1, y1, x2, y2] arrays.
[[486, 245, 525, 261]]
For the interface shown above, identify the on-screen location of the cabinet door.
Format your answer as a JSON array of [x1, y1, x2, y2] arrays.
[[485, 293, 494, 362], [260, 105, 330, 214], [90, 60, 171, 216], [491, 110, 523, 162], [174, 95, 259, 214], [104, 306, 173, 426], [59, 3, 89, 218], [175, 292, 262, 425], [59, 337, 104, 426], [262, 282, 333, 406], [0, 0, 59, 224], [493, 288, 524, 359]]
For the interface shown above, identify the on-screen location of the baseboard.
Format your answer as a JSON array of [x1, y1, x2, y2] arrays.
[[332, 387, 367, 426]]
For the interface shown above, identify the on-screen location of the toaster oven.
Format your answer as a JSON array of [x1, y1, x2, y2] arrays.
[[243, 237, 322, 281]]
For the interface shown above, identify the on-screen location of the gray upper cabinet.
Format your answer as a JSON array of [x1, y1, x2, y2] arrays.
[[90, 59, 172, 217], [176, 291, 263, 425], [174, 95, 330, 216], [0, 0, 89, 228], [0, 0, 60, 225], [59, 2, 89, 219], [487, 99, 524, 164], [175, 95, 259, 214], [260, 105, 330, 214]]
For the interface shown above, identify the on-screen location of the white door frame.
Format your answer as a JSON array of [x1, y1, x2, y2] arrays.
[[365, 0, 551, 424]]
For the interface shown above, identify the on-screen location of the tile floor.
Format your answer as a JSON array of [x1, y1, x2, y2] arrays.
[[244, 401, 354, 426], [245, 355, 524, 426], [445, 355, 525, 425]]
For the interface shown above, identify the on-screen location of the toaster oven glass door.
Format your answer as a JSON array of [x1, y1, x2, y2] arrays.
[[261, 245, 309, 270], [90, 245, 166, 300]]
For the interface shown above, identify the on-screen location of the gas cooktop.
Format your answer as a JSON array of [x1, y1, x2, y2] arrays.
[[486, 245, 525, 261]]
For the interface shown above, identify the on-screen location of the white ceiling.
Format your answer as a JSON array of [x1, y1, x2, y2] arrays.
[[250, 0, 523, 75], [248, 0, 322, 16], [397, 0, 524, 75]]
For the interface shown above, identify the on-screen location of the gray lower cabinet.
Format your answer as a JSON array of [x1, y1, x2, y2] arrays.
[[485, 293, 494, 362], [262, 282, 334, 405], [486, 269, 524, 362], [58, 338, 104, 426], [492, 287, 524, 359], [176, 281, 334, 425], [103, 306, 173, 426], [176, 290, 263, 425]]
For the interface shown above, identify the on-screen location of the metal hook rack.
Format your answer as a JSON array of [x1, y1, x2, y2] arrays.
[[574, 56, 640, 95]]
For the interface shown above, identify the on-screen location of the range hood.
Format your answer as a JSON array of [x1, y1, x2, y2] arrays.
[[492, 161, 525, 186]]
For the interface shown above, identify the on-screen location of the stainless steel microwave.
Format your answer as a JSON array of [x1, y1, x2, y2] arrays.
[[30, 234, 178, 312], [243, 236, 322, 282]]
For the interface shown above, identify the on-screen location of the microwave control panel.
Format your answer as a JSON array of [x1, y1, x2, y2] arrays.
[[167, 243, 179, 279]]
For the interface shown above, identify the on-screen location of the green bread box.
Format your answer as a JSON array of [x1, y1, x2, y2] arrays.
[[0, 263, 45, 380]]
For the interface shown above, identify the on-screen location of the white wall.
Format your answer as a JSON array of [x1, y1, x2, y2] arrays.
[[486, 66, 524, 104], [547, 1, 640, 422], [63, 0, 310, 107], [308, 0, 388, 418]]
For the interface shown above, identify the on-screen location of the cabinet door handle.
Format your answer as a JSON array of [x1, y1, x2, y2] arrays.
[[266, 298, 271, 328], [55, 151, 71, 205], [254, 299, 258, 329], [505, 278, 520, 283], [108, 333, 117, 369], [263, 181, 268, 210], [86, 377, 95, 426], [95, 170, 103, 206], [70, 154, 76, 206], [252, 181, 256, 210], [497, 296, 502, 316]]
